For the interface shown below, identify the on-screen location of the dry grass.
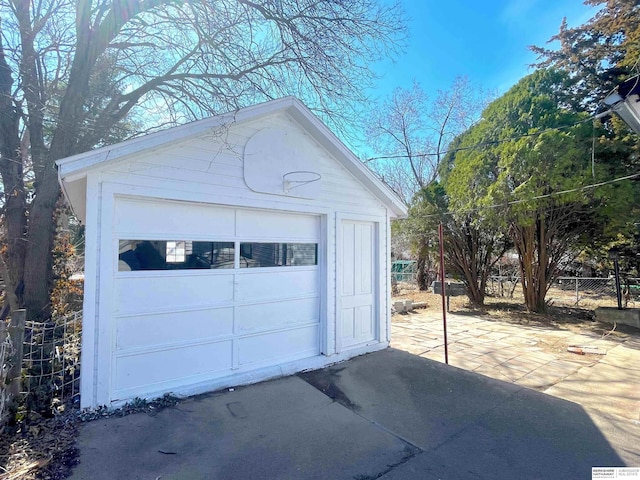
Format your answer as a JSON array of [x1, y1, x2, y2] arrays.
[[392, 283, 636, 360], [393, 282, 633, 334], [0, 412, 79, 480]]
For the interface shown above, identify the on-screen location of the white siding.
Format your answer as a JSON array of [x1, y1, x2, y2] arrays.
[[100, 112, 387, 218], [80, 109, 393, 408]]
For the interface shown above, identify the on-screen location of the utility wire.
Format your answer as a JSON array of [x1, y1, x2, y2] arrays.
[[396, 203, 594, 240], [399, 172, 640, 220], [364, 114, 599, 163]]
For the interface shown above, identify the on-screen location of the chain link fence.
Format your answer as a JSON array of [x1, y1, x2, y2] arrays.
[[22, 310, 82, 414], [391, 260, 417, 283], [487, 276, 640, 308]]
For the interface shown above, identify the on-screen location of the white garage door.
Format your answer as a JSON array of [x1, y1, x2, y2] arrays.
[[111, 197, 321, 401]]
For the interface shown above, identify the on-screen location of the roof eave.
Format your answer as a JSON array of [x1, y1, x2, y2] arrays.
[[283, 99, 408, 218], [56, 96, 408, 218]]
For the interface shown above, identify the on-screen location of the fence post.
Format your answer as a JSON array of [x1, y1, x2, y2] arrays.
[[575, 278, 579, 306], [7, 309, 26, 406]]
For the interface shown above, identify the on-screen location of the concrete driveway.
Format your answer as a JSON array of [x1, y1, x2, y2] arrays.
[[69, 348, 639, 480]]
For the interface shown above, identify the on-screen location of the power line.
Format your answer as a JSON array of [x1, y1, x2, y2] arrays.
[[364, 114, 598, 163], [399, 171, 640, 220]]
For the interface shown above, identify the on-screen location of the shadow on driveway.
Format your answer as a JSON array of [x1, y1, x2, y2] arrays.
[[70, 349, 634, 480], [302, 348, 636, 479]]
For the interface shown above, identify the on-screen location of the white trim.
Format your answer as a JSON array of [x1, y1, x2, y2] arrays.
[[335, 213, 384, 354], [323, 212, 337, 356], [97, 184, 115, 407], [335, 213, 343, 355], [108, 342, 389, 408], [384, 212, 392, 342], [79, 174, 100, 409], [56, 97, 407, 218], [319, 214, 329, 355]]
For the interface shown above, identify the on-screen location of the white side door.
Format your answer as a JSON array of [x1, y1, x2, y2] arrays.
[[339, 220, 376, 349]]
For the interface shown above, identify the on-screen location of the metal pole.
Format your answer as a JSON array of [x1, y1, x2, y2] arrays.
[[438, 223, 449, 365], [614, 258, 623, 309], [575, 278, 579, 306]]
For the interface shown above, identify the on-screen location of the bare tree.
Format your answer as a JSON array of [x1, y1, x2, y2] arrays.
[[365, 77, 492, 204], [366, 82, 432, 202], [0, 0, 406, 319], [366, 77, 492, 293]]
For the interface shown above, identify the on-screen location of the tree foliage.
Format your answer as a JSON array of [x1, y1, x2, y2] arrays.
[[532, 0, 640, 280], [0, 0, 406, 319], [531, 0, 640, 107], [405, 182, 507, 305], [389, 2, 640, 311], [446, 70, 601, 312], [400, 183, 445, 291]]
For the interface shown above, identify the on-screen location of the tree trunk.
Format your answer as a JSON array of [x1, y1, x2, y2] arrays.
[[444, 221, 502, 307], [22, 165, 61, 320], [511, 220, 548, 313], [534, 215, 548, 311], [416, 251, 430, 290], [416, 238, 435, 291], [465, 283, 485, 306], [0, 27, 27, 313]]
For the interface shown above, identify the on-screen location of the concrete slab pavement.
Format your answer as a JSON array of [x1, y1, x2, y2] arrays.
[[304, 349, 637, 479], [70, 349, 636, 480], [392, 310, 640, 423], [70, 375, 413, 480]]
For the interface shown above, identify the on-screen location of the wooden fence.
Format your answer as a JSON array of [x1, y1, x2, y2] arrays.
[[0, 310, 25, 431]]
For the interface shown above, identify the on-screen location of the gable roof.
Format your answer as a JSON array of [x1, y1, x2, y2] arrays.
[[56, 97, 407, 221]]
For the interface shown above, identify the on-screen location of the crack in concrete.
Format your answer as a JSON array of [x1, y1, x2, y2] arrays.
[[299, 370, 424, 479], [352, 445, 420, 480]]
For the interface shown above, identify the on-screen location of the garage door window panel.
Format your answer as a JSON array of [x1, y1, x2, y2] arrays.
[[118, 240, 235, 271], [239, 243, 317, 268]]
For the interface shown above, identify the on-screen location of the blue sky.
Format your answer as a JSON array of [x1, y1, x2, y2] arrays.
[[371, 0, 599, 99]]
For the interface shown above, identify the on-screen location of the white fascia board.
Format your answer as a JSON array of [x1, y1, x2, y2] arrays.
[[55, 96, 408, 217], [284, 99, 408, 218], [55, 97, 299, 180], [603, 92, 624, 106], [56, 117, 226, 178], [59, 177, 87, 223]]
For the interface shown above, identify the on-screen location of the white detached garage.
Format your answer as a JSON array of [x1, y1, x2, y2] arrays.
[[56, 97, 407, 409]]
